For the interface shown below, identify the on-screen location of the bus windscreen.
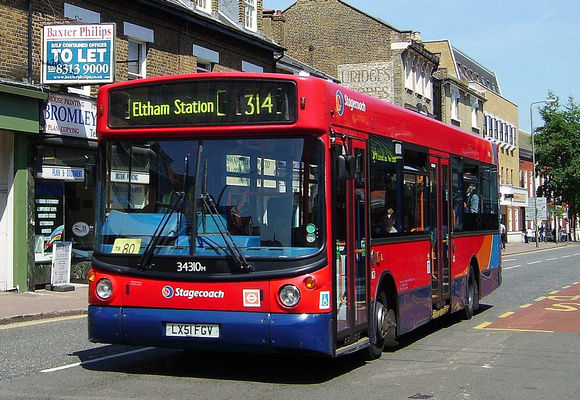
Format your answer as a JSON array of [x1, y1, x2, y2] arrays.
[[108, 79, 297, 128]]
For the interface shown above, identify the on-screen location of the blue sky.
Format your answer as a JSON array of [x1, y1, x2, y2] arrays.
[[263, 0, 579, 130]]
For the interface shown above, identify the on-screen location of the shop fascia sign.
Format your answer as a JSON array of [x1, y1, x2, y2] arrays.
[[44, 93, 96, 140], [42, 23, 116, 84], [38, 166, 84, 182]]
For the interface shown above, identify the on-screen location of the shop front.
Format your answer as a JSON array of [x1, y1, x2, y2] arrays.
[[32, 93, 96, 288], [500, 185, 528, 243], [0, 83, 48, 291]]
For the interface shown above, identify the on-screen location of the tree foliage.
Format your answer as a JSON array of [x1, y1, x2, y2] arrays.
[[534, 94, 580, 223]]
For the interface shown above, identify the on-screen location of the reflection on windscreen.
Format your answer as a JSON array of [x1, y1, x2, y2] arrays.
[[96, 137, 323, 259]]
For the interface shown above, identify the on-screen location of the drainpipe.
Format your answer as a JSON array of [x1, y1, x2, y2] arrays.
[[28, 0, 33, 83]]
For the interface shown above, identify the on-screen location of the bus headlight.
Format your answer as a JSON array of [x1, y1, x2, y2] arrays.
[[279, 284, 301, 308], [96, 278, 113, 300]]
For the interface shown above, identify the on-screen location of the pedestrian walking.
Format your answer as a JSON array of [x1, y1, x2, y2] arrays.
[[501, 223, 506, 250]]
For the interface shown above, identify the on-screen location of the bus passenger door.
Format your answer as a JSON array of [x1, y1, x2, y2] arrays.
[[333, 138, 369, 353], [429, 155, 451, 309]]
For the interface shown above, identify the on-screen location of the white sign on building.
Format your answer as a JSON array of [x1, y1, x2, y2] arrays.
[[42, 23, 116, 84], [44, 94, 97, 140], [337, 62, 394, 103], [38, 166, 85, 181]]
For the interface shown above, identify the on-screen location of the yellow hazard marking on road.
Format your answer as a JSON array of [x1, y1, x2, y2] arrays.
[[474, 322, 492, 329], [474, 323, 553, 333], [498, 312, 515, 318]]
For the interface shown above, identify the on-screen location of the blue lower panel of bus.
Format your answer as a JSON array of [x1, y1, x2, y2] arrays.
[[479, 266, 502, 298], [88, 306, 334, 356]]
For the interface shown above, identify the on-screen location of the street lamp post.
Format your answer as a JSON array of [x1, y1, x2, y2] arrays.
[[529, 98, 556, 247]]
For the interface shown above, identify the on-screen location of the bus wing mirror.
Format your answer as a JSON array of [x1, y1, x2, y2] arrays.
[[85, 163, 96, 189], [338, 155, 356, 180]]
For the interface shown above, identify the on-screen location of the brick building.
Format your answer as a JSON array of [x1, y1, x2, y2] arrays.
[[265, 0, 439, 116], [0, 0, 282, 291], [424, 41, 486, 133]]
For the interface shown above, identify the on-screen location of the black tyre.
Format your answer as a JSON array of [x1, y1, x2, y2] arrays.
[[367, 291, 397, 360], [462, 267, 479, 319]]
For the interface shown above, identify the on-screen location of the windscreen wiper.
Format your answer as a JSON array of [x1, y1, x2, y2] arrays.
[[190, 141, 203, 256], [200, 193, 252, 273], [137, 191, 184, 271]]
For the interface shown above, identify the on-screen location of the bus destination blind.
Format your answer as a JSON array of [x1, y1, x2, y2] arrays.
[[108, 79, 297, 127]]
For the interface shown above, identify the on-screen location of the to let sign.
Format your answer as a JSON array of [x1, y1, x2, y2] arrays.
[[42, 23, 116, 84]]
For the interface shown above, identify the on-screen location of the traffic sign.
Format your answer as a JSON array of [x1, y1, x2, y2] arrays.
[[525, 197, 547, 221]]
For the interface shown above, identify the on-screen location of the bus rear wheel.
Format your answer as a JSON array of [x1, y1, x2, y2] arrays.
[[461, 267, 479, 319], [367, 291, 397, 360]]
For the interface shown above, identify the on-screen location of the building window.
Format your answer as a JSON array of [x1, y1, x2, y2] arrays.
[[193, 44, 219, 72], [504, 122, 508, 142], [484, 114, 490, 138], [196, 0, 211, 13], [197, 62, 212, 73], [124, 22, 154, 80], [423, 66, 432, 100], [403, 53, 432, 100], [128, 40, 146, 80], [526, 172, 530, 191], [470, 97, 479, 128], [450, 87, 460, 121], [415, 59, 423, 95], [404, 54, 414, 91], [242, 61, 263, 73], [244, 0, 257, 32], [64, 3, 100, 23]]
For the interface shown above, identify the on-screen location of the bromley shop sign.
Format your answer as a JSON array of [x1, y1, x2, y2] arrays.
[[44, 94, 96, 140], [42, 23, 115, 84]]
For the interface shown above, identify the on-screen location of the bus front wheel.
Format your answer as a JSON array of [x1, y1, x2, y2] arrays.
[[367, 291, 397, 360]]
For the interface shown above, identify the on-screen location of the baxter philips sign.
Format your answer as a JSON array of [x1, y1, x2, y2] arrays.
[[42, 23, 116, 84]]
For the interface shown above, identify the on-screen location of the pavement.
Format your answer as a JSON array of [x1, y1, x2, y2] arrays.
[[0, 283, 89, 325], [0, 240, 575, 325]]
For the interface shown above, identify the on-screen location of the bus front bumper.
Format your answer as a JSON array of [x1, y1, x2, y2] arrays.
[[88, 306, 334, 356]]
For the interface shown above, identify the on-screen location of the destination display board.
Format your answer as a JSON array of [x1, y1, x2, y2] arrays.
[[107, 80, 297, 127]]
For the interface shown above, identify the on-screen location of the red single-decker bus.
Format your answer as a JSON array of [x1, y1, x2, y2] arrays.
[[88, 73, 501, 358]]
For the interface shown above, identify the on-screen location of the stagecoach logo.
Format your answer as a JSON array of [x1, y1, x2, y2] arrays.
[[336, 90, 367, 117], [161, 285, 225, 300], [162, 285, 175, 298], [336, 90, 345, 116]]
